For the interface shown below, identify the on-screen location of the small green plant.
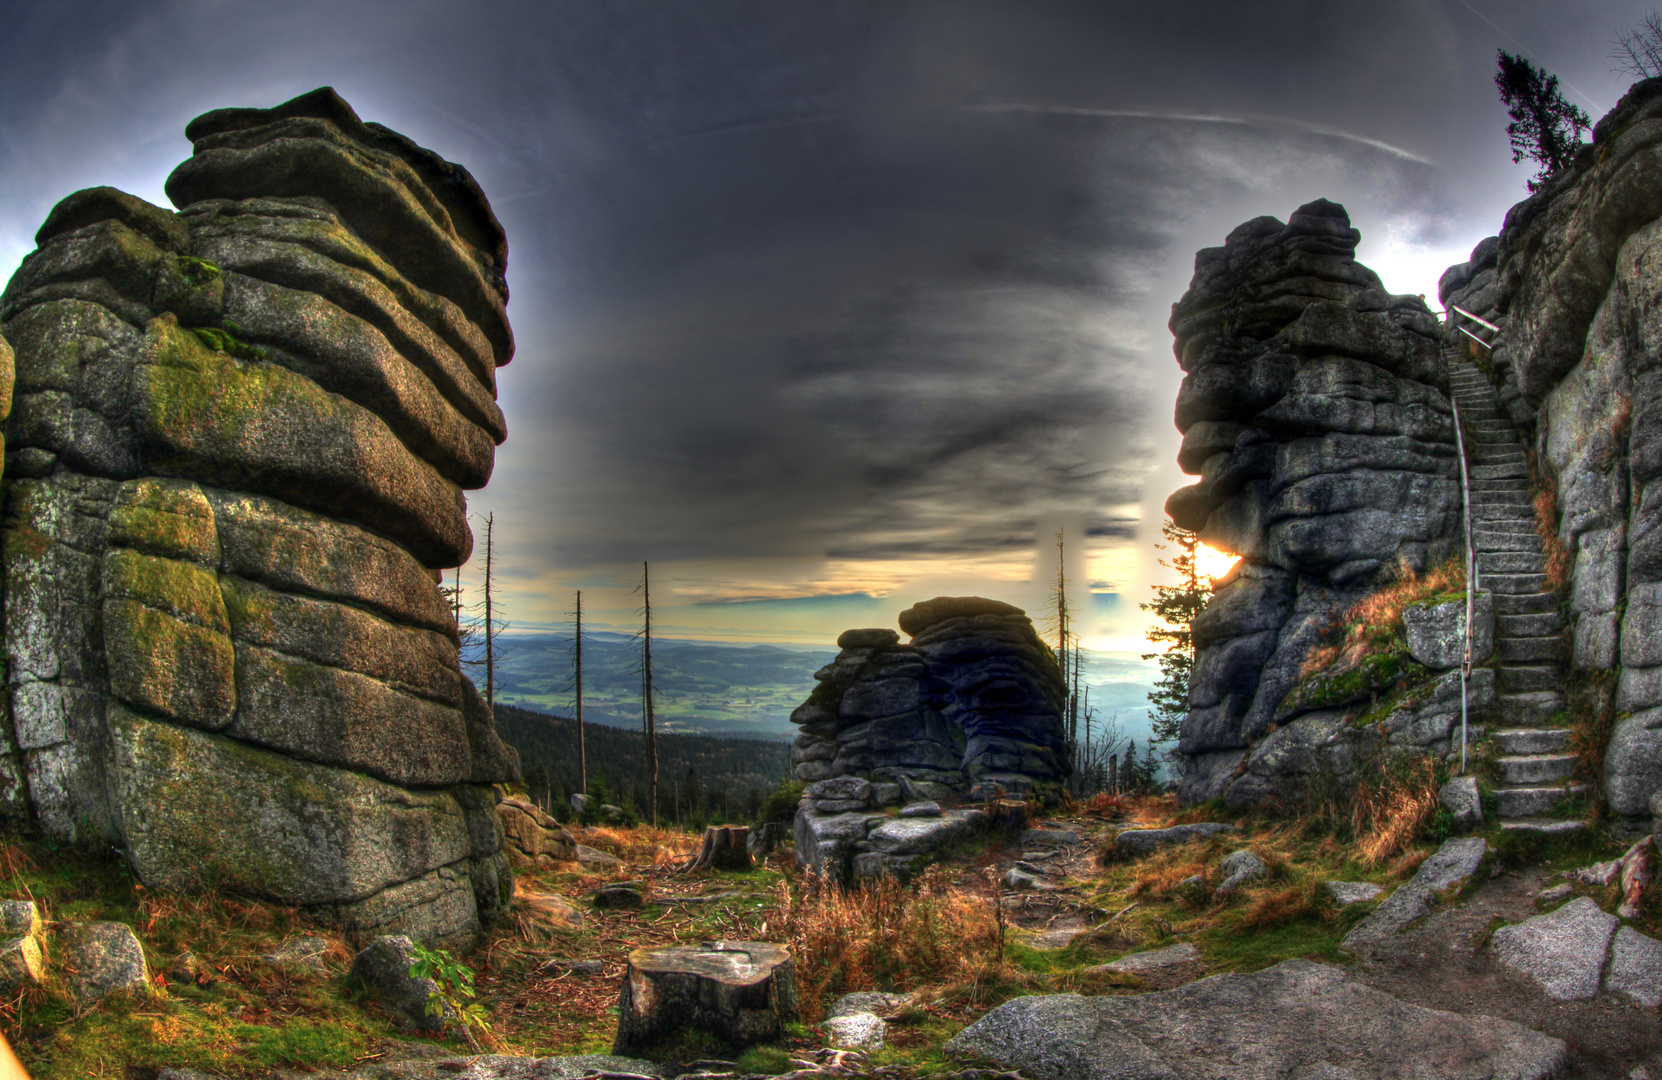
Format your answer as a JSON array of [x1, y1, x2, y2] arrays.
[[407, 941, 490, 1050], [192, 319, 267, 362], [175, 255, 222, 288]]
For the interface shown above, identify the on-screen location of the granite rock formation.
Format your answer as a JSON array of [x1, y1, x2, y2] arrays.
[[1437, 77, 1662, 825], [0, 88, 517, 942], [787, 596, 1069, 796], [1166, 200, 1462, 803]]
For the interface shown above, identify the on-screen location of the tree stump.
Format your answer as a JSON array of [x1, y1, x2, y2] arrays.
[[613, 940, 796, 1055], [685, 825, 752, 871]]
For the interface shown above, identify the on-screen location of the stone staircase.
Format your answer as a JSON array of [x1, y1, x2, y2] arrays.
[[1446, 353, 1586, 833]]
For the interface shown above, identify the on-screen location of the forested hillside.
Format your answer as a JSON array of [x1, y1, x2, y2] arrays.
[[494, 703, 792, 823]]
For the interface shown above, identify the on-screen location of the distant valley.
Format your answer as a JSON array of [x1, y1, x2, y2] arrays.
[[475, 630, 1165, 748]]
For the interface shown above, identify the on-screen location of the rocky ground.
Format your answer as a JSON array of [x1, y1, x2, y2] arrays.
[[10, 796, 1662, 1079]]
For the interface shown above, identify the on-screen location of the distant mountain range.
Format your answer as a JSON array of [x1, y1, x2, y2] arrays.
[[471, 631, 1165, 749]]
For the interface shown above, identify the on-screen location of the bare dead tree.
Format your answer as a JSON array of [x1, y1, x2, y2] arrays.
[[1613, 10, 1662, 80], [638, 561, 659, 826], [574, 589, 587, 796]]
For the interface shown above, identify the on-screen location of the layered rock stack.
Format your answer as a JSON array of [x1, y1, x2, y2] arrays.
[[788, 596, 1069, 797], [1437, 78, 1662, 831], [0, 88, 518, 942], [1166, 200, 1462, 803]]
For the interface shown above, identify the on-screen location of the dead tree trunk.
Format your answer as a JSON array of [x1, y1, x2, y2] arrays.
[[614, 941, 796, 1056], [684, 825, 752, 872]]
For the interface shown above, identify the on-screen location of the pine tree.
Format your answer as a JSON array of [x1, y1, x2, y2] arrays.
[[1141, 519, 1212, 745], [1494, 50, 1591, 192]]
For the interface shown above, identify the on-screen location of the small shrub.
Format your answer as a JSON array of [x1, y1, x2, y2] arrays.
[[407, 942, 491, 1050], [758, 780, 806, 825]]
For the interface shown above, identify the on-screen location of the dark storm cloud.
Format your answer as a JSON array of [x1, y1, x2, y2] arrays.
[[0, 0, 1651, 592]]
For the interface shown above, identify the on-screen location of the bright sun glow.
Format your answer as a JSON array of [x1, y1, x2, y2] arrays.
[[1196, 543, 1239, 582]]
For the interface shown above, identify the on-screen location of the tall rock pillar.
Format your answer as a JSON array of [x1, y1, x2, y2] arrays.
[[0, 88, 518, 943]]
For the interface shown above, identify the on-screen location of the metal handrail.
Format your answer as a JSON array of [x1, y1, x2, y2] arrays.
[[1450, 389, 1477, 775], [1452, 305, 1501, 334]]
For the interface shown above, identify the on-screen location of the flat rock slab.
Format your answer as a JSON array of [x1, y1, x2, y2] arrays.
[[63, 921, 150, 1003], [946, 958, 1566, 1080], [1093, 942, 1202, 974], [1607, 925, 1662, 1008], [864, 810, 978, 854], [1490, 896, 1618, 1001], [1020, 828, 1080, 846], [1114, 823, 1236, 855], [575, 844, 624, 869], [1341, 837, 1487, 953], [1325, 881, 1385, 904]]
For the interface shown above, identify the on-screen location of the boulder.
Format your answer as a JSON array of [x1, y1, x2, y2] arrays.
[[829, 990, 911, 1017], [63, 921, 151, 1003], [899, 801, 942, 818], [1404, 592, 1494, 670], [593, 885, 644, 910], [499, 798, 576, 862], [1215, 849, 1268, 893], [574, 844, 623, 870], [1439, 775, 1483, 832], [351, 935, 445, 1032], [946, 959, 1565, 1079], [1489, 896, 1618, 1001], [822, 1012, 886, 1049]]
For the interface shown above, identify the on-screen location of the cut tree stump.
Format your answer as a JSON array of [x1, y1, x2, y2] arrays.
[[613, 940, 796, 1055], [684, 825, 753, 872]]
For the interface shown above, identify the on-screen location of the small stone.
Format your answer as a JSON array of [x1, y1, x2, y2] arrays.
[[1439, 776, 1482, 832], [1177, 874, 1204, 891], [1003, 868, 1046, 891], [63, 921, 151, 1003], [575, 844, 624, 870], [540, 958, 604, 977], [898, 801, 942, 818], [1216, 849, 1268, 893], [593, 885, 645, 910], [0, 934, 44, 993], [1605, 926, 1662, 1008], [0, 900, 40, 939], [822, 1012, 886, 1049], [350, 935, 446, 1032], [1490, 896, 1618, 1001], [1027, 926, 1087, 950], [1325, 881, 1384, 904], [167, 951, 207, 986], [1537, 883, 1573, 902], [262, 934, 330, 973], [1094, 942, 1203, 974], [869, 782, 903, 806]]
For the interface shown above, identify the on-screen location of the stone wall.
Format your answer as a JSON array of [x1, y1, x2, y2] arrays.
[[788, 596, 1069, 797], [0, 88, 518, 943], [1166, 200, 1462, 803], [1440, 78, 1662, 824]]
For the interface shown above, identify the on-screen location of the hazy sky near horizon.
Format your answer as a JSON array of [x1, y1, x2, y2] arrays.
[[0, 0, 1651, 648]]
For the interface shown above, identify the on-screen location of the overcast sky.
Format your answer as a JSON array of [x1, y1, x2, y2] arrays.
[[0, 0, 1650, 648]]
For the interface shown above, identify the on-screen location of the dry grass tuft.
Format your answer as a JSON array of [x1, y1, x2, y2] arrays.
[[1528, 454, 1572, 593], [574, 824, 700, 864], [1130, 859, 1208, 898], [1300, 557, 1465, 679], [1350, 757, 1441, 868], [1237, 885, 1319, 931], [772, 868, 1003, 1020]]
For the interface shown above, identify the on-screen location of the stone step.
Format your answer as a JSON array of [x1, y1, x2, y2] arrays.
[[1469, 487, 1532, 502], [1497, 754, 1577, 785], [1472, 505, 1536, 524], [1497, 637, 1561, 663], [1479, 551, 1547, 574], [1471, 432, 1522, 447], [1469, 477, 1530, 491], [1485, 572, 1552, 594], [1474, 531, 1545, 553], [1492, 728, 1571, 755], [1499, 665, 1562, 693], [1497, 613, 1563, 637], [1494, 784, 1588, 819], [1498, 691, 1565, 726], [1471, 446, 1526, 459], [1471, 463, 1529, 481], [1492, 591, 1558, 615], [1469, 420, 1516, 432], [1499, 819, 1589, 835]]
